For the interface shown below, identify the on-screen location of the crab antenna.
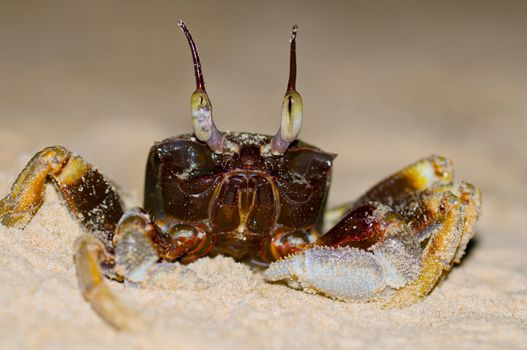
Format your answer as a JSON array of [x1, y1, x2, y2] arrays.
[[177, 19, 227, 154], [270, 25, 303, 155]]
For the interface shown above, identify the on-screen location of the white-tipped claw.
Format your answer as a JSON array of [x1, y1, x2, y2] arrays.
[[265, 246, 388, 300]]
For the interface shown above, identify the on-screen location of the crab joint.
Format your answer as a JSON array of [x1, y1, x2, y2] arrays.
[[271, 25, 303, 155]]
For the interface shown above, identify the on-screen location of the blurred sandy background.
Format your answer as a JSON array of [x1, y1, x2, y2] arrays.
[[1, 0, 526, 202], [0, 1, 526, 349]]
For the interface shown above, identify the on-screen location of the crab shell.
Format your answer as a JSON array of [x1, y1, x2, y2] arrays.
[[144, 132, 335, 263]]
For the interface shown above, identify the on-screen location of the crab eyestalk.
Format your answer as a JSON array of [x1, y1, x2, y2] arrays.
[[270, 25, 303, 156], [178, 20, 228, 154]]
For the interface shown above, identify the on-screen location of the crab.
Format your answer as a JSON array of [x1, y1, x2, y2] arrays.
[[0, 21, 481, 331]]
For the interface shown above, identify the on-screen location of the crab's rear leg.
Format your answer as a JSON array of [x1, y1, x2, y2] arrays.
[[0, 146, 123, 246], [385, 181, 481, 306], [0, 146, 151, 329], [323, 155, 454, 230]]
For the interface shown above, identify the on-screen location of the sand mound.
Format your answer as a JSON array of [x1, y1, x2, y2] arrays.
[[0, 182, 526, 349]]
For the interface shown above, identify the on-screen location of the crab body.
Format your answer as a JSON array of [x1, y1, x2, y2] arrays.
[[0, 21, 481, 331], [144, 133, 333, 264]]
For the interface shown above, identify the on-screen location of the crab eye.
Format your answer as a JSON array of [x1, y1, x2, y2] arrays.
[[191, 90, 213, 142], [280, 90, 303, 143]]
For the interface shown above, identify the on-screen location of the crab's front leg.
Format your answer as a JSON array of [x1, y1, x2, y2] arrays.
[[75, 207, 213, 330], [265, 202, 422, 300]]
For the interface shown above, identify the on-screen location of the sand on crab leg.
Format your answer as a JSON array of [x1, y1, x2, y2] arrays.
[[0, 146, 123, 246], [0, 146, 153, 330], [384, 182, 481, 307], [74, 234, 147, 331]]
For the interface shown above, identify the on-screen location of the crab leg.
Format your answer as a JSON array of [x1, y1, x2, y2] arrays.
[[354, 155, 454, 210], [77, 206, 213, 330], [74, 234, 146, 331], [385, 182, 481, 306], [429, 182, 481, 264], [113, 207, 212, 282], [384, 193, 464, 306], [0, 147, 151, 330], [323, 155, 455, 230], [75, 206, 213, 330], [348, 154, 480, 266], [0, 146, 123, 246]]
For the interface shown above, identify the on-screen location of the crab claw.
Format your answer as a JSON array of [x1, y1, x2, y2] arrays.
[[264, 246, 391, 300], [264, 202, 423, 301]]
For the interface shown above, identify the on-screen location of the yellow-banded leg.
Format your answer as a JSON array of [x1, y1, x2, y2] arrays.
[[384, 182, 481, 307], [0, 146, 123, 246], [74, 234, 146, 331], [324, 155, 454, 230], [0, 147, 215, 330], [0, 146, 142, 329]]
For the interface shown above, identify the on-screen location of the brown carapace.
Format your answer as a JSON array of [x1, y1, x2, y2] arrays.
[[0, 21, 481, 331], [144, 133, 335, 263]]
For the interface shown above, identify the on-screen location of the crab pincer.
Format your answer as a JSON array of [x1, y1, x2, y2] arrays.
[[265, 202, 422, 301]]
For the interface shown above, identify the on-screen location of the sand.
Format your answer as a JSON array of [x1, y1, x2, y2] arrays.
[[1, 147, 526, 350], [1, 1, 527, 348]]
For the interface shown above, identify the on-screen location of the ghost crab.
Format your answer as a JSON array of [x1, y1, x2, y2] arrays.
[[0, 21, 481, 330]]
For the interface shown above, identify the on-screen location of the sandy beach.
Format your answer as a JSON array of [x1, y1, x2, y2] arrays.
[[1, 1, 526, 349]]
